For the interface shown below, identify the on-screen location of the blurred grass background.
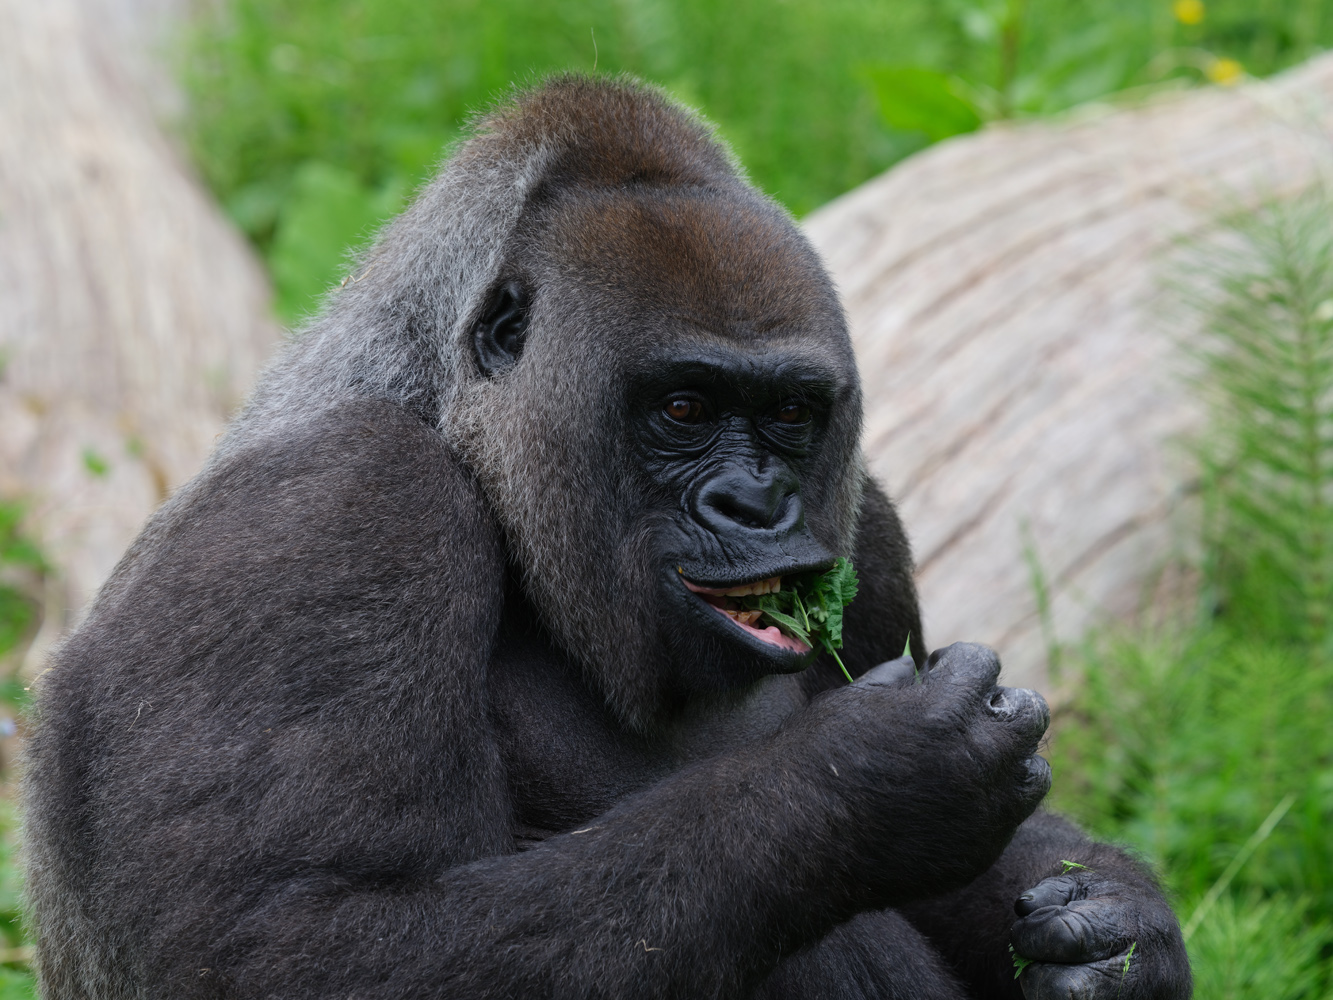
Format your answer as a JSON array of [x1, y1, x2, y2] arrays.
[[1048, 195, 1333, 998], [179, 0, 1333, 321], [4, 0, 1333, 996]]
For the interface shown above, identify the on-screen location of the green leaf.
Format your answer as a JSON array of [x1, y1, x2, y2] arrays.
[[81, 448, 110, 478], [1010, 944, 1034, 979], [759, 607, 810, 645], [863, 66, 981, 142], [1120, 940, 1137, 981], [740, 558, 859, 680]]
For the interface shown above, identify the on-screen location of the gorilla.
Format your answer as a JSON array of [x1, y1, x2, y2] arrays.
[[24, 77, 1191, 999]]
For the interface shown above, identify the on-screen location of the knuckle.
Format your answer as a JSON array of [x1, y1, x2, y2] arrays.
[[928, 642, 1002, 688], [858, 655, 917, 688], [986, 686, 1051, 736]]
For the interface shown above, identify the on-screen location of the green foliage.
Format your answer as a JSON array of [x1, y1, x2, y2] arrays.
[[0, 505, 42, 661], [79, 449, 109, 479], [0, 505, 41, 995], [0, 807, 34, 1000], [266, 162, 408, 319], [1191, 195, 1333, 653], [1049, 193, 1333, 995], [1053, 633, 1333, 909], [1009, 943, 1034, 978], [182, 0, 1333, 322], [1187, 893, 1332, 1000], [863, 67, 980, 142], [739, 558, 859, 681]]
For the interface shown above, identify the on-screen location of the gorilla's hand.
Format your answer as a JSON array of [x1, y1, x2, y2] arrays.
[[788, 642, 1051, 905], [1011, 871, 1192, 999]]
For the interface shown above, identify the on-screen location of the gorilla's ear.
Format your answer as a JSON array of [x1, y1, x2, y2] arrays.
[[474, 281, 529, 376]]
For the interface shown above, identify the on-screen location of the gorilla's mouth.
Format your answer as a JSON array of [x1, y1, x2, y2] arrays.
[[681, 575, 812, 654]]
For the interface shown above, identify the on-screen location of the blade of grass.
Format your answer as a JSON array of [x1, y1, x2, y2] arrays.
[[1182, 792, 1297, 942]]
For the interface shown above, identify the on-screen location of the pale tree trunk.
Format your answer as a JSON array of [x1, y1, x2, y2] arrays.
[[0, 0, 279, 668], [805, 55, 1333, 690]]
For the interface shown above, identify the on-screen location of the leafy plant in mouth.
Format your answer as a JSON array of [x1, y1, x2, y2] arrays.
[[736, 557, 860, 683]]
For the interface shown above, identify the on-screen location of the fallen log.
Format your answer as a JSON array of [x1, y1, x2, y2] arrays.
[[805, 55, 1333, 689]]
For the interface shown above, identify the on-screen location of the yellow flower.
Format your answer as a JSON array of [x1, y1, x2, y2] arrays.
[[1174, 0, 1205, 24], [1207, 57, 1244, 85]]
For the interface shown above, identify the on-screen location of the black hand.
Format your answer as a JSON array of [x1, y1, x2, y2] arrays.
[[1011, 871, 1191, 999]]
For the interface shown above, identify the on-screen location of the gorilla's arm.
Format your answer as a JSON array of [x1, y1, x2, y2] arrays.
[[26, 403, 1045, 1000]]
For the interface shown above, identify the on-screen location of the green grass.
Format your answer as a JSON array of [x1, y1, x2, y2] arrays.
[[0, 807, 33, 1000], [1048, 194, 1333, 998], [0, 504, 37, 999], [180, 0, 1333, 321]]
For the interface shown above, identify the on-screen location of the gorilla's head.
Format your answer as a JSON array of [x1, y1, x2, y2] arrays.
[[295, 78, 865, 726]]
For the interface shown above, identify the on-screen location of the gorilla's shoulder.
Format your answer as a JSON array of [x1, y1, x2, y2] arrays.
[[213, 396, 482, 528], [69, 396, 504, 680]]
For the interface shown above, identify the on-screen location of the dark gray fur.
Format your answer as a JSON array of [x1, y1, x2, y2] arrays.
[[24, 77, 1189, 999]]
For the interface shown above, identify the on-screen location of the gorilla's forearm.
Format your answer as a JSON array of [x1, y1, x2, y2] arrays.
[[135, 738, 964, 1000], [199, 783, 840, 999], [899, 811, 1178, 998]]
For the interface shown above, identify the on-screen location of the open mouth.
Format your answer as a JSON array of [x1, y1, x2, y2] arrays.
[[680, 574, 812, 654]]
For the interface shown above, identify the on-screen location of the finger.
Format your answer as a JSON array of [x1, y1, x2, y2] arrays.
[[858, 655, 917, 688], [923, 642, 1002, 694], [1015, 875, 1079, 916], [987, 686, 1050, 745], [1011, 899, 1127, 964], [1019, 957, 1125, 1000], [1020, 756, 1053, 804]]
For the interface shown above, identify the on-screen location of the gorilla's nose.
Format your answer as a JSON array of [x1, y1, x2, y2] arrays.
[[692, 464, 804, 535]]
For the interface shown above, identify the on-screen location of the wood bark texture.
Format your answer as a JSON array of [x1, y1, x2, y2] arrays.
[[0, 0, 279, 655], [805, 55, 1333, 690]]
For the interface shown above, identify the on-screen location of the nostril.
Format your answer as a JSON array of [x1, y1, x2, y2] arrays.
[[987, 688, 1009, 713], [693, 470, 800, 533], [715, 494, 774, 530]]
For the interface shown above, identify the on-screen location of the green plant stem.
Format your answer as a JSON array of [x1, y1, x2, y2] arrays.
[[831, 648, 854, 685], [996, 0, 1028, 118]]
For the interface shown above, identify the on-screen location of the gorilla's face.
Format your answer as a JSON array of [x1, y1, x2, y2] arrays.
[[630, 340, 846, 684], [456, 187, 862, 723]]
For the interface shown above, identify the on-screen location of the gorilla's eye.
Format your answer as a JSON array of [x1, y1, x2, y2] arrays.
[[776, 402, 812, 425], [665, 399, 705, 424]]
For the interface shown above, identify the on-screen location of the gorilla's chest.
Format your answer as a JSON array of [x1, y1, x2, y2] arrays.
[[487, 631, 806, 845]]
